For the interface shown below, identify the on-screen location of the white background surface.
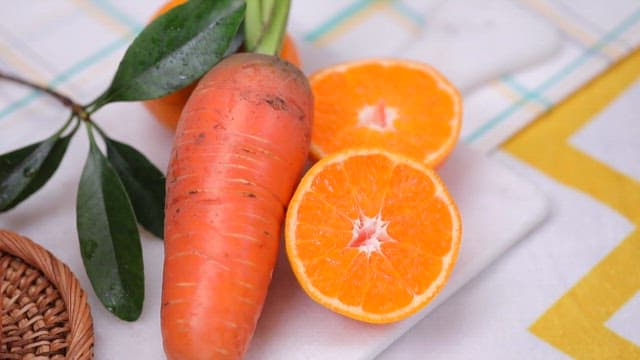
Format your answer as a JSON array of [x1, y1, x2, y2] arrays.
[[1, 0, 639, 358]]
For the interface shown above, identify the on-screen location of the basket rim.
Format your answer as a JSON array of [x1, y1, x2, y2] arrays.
[[0, 228, 95, 359]]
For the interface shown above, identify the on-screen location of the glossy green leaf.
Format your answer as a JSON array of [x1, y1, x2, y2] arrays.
[[105, 136, 165, 239], [91, 0, 245, 109], [225, 27, 245, 56], [77, 132, 144, 321], [0, 130, 73, 211]]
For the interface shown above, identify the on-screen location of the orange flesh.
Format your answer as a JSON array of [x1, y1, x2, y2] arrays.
[[162, 53, 313, 359], [310, 61, 461, 167], [286, 151, 461, 322]]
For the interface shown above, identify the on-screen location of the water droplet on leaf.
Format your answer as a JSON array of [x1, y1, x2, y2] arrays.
[[23, 165, 36, 177]]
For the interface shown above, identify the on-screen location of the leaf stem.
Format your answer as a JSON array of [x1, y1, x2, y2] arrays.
[[55, 113, 76, 136], [244, 0, 263, 51], [244, 0, 290, 55], [84, 119, 97, 145], [85, 93, 110, 115], [65, 114, 82, 137], [88, 119, 109, 140], [261, 0, 275, 25], [0, 70, 90, 121]]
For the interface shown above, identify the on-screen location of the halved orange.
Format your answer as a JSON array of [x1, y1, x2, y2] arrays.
[[309, 59, 462, 167], [285, 149, 462, 323]]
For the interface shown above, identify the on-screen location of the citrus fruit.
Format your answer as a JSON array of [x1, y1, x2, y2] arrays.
[[309, 59, 462, 167], [143, 0, 302, 131], [285, 149, 462, 323]]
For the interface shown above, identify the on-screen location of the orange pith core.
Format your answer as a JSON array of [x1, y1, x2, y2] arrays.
[[358, 100, 397, 131], [309, 60, 462, 167], [348, 213, 392, 255]]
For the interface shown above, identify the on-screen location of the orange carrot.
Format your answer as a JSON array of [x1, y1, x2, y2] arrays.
[[142, 0, 304, 132], [162, 52, 313, 360]]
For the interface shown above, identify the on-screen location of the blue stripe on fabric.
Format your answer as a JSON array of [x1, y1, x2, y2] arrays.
[[390, 1, 425, 27], [89, 0, 143, 32], [304, 0, 376, 43], [464, 7, 640, 144], [0, 35, 133, 120], [0, 92, 40, 120], [50, 35, 132, 87], [501, 75, 553, 108]]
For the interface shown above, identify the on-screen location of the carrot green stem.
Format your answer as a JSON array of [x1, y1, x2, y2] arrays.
[[261, 0, 275, 25], [244, 0, 291, 56], [244, 0, 263, 52]]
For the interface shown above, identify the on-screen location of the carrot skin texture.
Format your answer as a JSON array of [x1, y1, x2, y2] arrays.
[[162, 53, 313, 360]]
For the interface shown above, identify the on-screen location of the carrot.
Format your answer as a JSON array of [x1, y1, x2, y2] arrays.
[[161, 52, 313, 359]]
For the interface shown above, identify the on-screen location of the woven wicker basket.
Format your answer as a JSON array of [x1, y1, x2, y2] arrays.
[[0, 229, 94, 359]]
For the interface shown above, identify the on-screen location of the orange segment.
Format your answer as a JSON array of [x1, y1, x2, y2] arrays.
[[285, 149, 462, 323], [309, 59, 462, 167]]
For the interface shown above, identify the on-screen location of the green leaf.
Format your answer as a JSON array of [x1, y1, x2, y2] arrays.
[[225, 26, 245, 56], [77, 131, 144, 321], [0, 130, 73, 211], [105, 136, 165, 239], [91, 0, 245, 109]]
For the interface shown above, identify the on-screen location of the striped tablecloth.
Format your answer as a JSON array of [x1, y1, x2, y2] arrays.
[[1, 1, 639, 358]]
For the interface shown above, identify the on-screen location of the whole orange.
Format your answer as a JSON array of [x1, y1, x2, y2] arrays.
[[144, 0, 302, 131]]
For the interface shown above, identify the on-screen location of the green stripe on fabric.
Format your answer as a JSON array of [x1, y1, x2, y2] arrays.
[[464, 7, 640, 144], [0, 92, 40, 120], [51, 34, 133, 86], [89, 0, 143, 32], [0, 34, 133, 120], [390, 1, 425, 26], [501, 75, 553, 107], [537, 9, 640, 93], [304, 0, 377, 43]]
